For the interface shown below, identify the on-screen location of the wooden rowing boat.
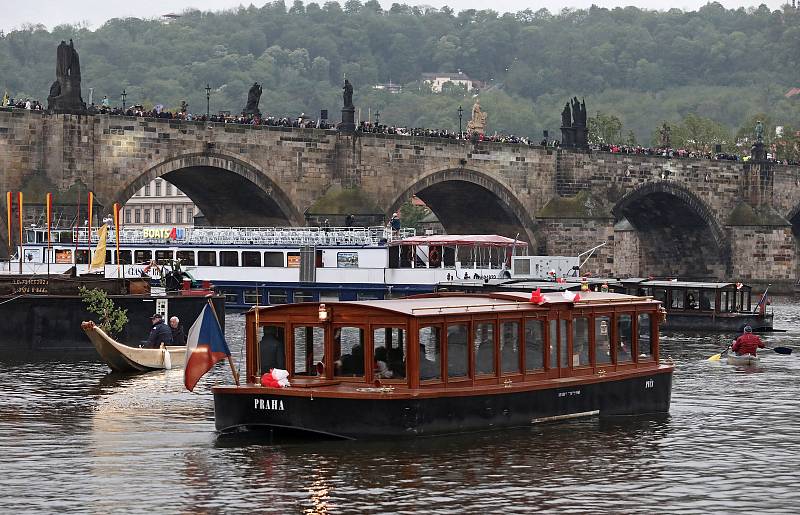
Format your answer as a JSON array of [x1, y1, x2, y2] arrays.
[[81, 321, 186, 372], [726, 353, 760, 366]]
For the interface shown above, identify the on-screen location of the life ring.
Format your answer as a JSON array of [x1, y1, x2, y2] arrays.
[[429, 247, 441, 267]]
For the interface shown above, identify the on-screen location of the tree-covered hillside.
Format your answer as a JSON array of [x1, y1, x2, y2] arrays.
[[2, 1, 800, 142]]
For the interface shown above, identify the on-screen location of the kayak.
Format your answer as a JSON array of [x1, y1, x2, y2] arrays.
[[726, 353, 760, 366]]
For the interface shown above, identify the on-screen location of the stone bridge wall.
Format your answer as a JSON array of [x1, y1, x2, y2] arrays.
[[1, 109, 799, 289]]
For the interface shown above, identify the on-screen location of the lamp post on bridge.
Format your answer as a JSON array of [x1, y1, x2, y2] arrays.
[[205, 83, 211, 119], [458, 105, 463, 136], [121, 89, 127, 111]]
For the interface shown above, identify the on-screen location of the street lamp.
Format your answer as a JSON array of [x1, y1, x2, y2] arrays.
[[205, 83, 211, 118], [121, 89, 127, 110], [458, 105, 463, 135]]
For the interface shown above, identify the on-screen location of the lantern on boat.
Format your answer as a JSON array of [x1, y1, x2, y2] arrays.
[[318, 303, 329, 322]]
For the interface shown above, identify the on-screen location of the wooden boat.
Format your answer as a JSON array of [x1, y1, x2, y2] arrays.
[[726, 353, 760, 366], [81, 321, 186, 372], [440, 279, 774, 332], [212, 291, 674, 440]]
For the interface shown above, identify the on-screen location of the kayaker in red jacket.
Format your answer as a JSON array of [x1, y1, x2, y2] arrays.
[[731, 325, 765, 356]]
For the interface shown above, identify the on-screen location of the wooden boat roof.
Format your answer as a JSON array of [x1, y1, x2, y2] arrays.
[[253, 291, 659, 318], [620, 279, 747, 289]]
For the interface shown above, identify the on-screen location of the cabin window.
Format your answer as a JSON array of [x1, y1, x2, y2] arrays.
[[741, 290, 751, 312], [699, 290, 714, 311], [176, 251, 195, 266], [419, 326, 442, 380], [287, 252, 300, 268], [293, 291, 315, 303], [446, 324, 468, 379], [654, 288, 667, 305], [75, 249, 90, 264], [259, 325, 286, 375], [638, 314, 653, 359], [320, 291, 339, 302], [55, 249, 73, 263], [595, 316, 612, 364], [720, 290, 730, 312], [337, 252, 359, 268], [242, 251, 261, 267], [243, 289, 260, 305], [334, 327, 365, 377], [685, 289, 699, 310], [105, 250, 112, 264], [549, 320, 558, 369], [374, 328, 406, 379], [500, 321, 521, 374], [357, 291, 382, 301], [671, 290, 684, 309], [117, 250, 132, 265], [135, 250, 153, 264], [572, 317, 590, 367], [524, 320, 544, 371], [559, 320, 568, 368], [293, 326, 324, 376], [198, 251, 216, 266], [155, 250, 174, 264], [220, 251, 239, 267], [474, 322, 495, 376], [617, 314, 633, 363], [263, 252, 283, 267], [221, 289, 238, 304], [268, 290, 288, 305]]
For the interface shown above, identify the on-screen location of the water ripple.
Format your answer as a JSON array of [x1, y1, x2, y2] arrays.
[[2, 302, 800, 512]]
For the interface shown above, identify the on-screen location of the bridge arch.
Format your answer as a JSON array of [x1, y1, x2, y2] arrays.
[[612, 181, 730, 278], [387, 168, 536, 244], [114, 152, 304, 227]]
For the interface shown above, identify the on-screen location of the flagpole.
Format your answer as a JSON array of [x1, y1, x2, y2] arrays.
[[113, 203, 121, 278], [207, 298, 240, 386], [254, 284, 260, 379], [46, 193, 52, 275], [6, 192, 11, 273], [74, 185, 81, 276], [87, 191, 93, 275], [18, 192, 23, 274]]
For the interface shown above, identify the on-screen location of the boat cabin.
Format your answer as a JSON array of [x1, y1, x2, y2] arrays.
[[617, 280, 756, 314], [244, 291, 664, 388]]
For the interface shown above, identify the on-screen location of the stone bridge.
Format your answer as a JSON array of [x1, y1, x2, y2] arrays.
[[2, 109, 799, 290]]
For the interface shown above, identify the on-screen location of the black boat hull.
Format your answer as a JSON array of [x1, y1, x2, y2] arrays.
[[214, 368, 673, 440]]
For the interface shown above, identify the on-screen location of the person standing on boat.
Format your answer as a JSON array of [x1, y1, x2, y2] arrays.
[[731, 325, 765, 356], [169, 316, 186, 346], [146, 313, 172, 348]]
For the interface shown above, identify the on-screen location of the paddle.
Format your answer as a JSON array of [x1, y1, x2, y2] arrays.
[[708, 344, 731, 361], [773, 346, 793, 355]]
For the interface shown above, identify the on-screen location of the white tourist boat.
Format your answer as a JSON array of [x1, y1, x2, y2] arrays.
[[5, 225, 538, 308]]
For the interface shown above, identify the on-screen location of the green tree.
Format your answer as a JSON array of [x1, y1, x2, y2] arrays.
[[588, 111, 623, 145], [79, 286, 129, 337]]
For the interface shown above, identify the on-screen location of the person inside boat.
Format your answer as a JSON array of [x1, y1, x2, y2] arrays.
[[374, 347, 393, 379], [731, 325, 765, 356], [169, 316, 186, 346], [419, 343, 439, 380], [146, 313, 172, 348], [260, 325, 286, 371]]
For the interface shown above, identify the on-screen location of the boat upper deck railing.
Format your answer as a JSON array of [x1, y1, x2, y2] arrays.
[[26, 226, 417, 247]]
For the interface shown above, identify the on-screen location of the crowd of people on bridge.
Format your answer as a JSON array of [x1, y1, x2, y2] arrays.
[[3, 98, 798, 165]]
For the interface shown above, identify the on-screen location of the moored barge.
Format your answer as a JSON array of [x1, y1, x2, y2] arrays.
[[213, 291, 673, 439]]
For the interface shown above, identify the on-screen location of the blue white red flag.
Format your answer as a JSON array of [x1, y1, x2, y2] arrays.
[[184, 303, 231, 391]]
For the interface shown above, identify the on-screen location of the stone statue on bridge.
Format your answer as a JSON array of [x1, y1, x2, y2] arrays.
[[561, 103, 571, 128], [343, 79, 354, 109], [659, 122, 671, 148], [467, 99, 487, 135], [244, 82, 263, 116], [47, 39, 86, 113], [755, 120, 764, 144], [571, 97, 586, 127]]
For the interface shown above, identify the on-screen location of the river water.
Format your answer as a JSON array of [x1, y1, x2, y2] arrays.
[[2, 300, 800, 513]]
